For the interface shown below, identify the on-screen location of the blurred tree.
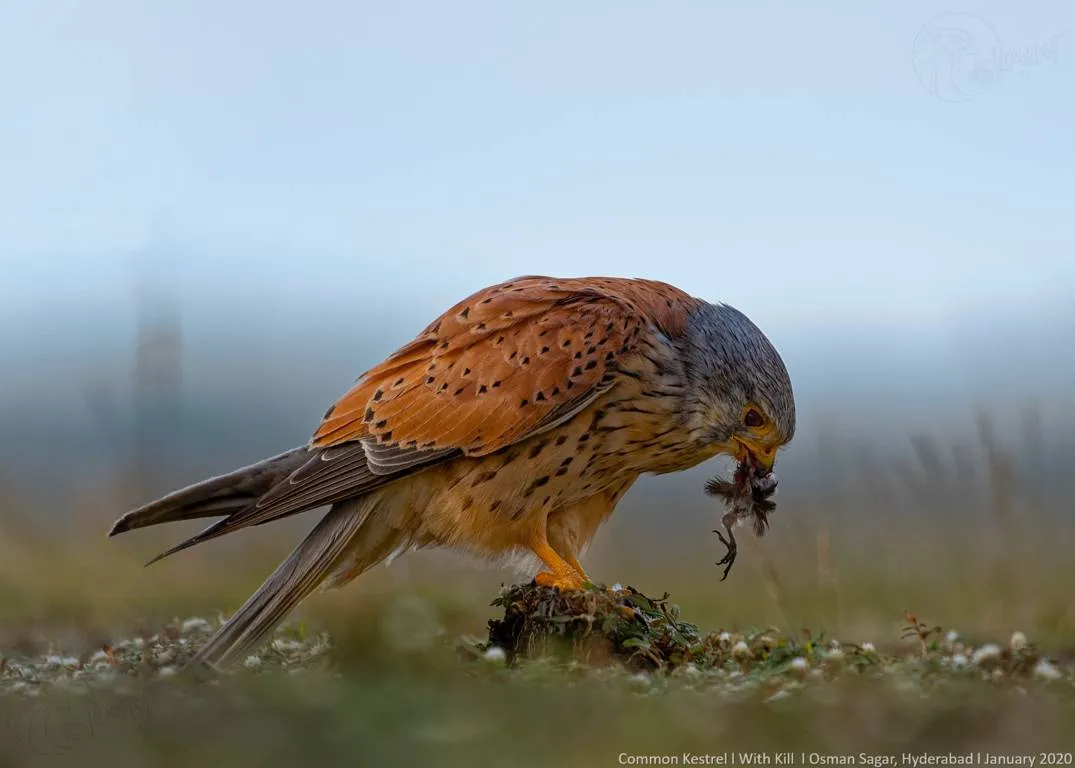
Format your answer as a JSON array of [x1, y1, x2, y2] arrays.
[[130, 224, 184, 496]]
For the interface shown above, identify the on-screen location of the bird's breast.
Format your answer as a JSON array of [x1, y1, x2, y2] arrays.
[[403, 345, 710, 551]]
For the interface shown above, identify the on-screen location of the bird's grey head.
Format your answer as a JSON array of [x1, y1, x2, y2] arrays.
[[679, 301, 796, 471]]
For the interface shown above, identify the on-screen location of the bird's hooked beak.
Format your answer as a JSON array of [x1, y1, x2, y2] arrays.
[[732, 437, 778, 474]]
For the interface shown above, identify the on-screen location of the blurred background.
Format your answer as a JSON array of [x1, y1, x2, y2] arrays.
[[1, 2, 1074, 754]]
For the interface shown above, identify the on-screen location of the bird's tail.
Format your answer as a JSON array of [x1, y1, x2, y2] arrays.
[[187, 494, 408, 670], [108, 447, 309, 536]]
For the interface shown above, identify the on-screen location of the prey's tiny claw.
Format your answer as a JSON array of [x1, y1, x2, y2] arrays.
[[713, 528, 738, 581]]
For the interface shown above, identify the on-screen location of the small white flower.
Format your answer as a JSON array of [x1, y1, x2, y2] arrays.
[[718, 631, 732, 644], [824, 648, 845, 662], [861, 642, 875, 653], [789, 657, 809, 676], [95, 669, 118, 684], [1033, 660, 1063, 681], [971, 643, 1002, 665], [951, 653, 968, 668], [610, 583, 624, 593], [182, 618, 213, 635], [1010, 631, 1028, 652], [483, 646, 507, 663], [946, 630, 959, 644], [732, 640, 751, 657]]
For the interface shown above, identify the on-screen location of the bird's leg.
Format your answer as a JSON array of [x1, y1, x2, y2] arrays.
[[714, 510, 739, 581], [563, 553, 590, 582], [546, 523, 592, 584], [529, 536, 586, 592]]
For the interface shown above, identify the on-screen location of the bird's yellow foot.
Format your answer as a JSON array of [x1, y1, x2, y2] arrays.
[[534, 569, 586, 592], [529, 537, 589, 591], [562, 556, 595, 587]]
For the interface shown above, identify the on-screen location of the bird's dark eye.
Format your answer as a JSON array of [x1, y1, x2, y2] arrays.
[[744, 408, 764, 428]]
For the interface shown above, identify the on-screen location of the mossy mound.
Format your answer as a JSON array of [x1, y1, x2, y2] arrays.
[[482, 582, 717, 671], [477, 583, 1075, 691]]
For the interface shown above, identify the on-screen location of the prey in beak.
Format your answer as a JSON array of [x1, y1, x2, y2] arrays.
[[733, 436, 776, 474], [705, 444, 780, 581]]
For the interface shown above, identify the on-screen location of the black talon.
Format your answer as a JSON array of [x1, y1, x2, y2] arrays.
[[713, 526, 738, 581]]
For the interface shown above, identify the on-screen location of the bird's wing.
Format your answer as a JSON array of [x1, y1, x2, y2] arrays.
[[143, 276, 700, 565], [313, 275, 701, 462]]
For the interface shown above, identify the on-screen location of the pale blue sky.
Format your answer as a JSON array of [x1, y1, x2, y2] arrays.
[[0, 0, 1074, 495], [2, 0, 1072, 330]]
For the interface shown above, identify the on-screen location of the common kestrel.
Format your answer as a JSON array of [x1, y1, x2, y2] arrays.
[[109, 276, 796, 669]]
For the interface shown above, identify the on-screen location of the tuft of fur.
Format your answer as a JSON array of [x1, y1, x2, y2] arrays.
[[705, 458, 778, 580]]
